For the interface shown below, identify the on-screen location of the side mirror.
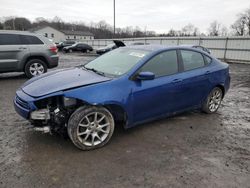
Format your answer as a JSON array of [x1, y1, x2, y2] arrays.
[[137, 72, 155, 80]]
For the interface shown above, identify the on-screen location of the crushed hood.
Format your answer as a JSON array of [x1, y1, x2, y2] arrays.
[[21, 67, 111, 98]]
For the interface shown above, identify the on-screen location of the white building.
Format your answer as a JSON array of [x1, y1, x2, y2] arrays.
[[31, 26, 94, 43]]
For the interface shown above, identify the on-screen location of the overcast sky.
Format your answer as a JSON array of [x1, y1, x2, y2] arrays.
[[0, 0, 249, 33]]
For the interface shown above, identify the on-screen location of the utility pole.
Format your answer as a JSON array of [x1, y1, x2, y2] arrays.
[[113, 0, 116, 36]]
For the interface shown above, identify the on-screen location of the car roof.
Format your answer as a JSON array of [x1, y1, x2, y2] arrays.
[[0, 30, 37, 36], [180, 44, 205, 48], [124, 44, 200, 52]]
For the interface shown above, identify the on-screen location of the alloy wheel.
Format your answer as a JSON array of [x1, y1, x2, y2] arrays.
[[77, 112, 111, 146], [29, 63, 45, 76], [208, 89, 222, 112]]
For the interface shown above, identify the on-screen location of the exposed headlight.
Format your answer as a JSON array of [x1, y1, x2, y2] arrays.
[[30, 109, 50, 120], [63, 97, 77, 107]]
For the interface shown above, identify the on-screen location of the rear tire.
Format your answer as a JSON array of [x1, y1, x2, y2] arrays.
[[24, 59, 47, 78], [202, 87, 223, 113], [67, 106, 115, 150]]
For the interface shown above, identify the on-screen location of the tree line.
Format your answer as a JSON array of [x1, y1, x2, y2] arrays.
[[0, 6, 249, 38]]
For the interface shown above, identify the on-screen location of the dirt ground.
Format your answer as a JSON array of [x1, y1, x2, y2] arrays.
[[0, 53, 249, 188]]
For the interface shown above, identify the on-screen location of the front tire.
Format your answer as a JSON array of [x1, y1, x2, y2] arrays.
[[67, 106, 115, 150], [202, 87, 223, 113], [24, 59, 47, 78]]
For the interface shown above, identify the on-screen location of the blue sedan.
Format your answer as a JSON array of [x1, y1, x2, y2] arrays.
[[14, 45, 230, 150]]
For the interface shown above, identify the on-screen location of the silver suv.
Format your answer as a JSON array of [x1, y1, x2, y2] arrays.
[[0, 30, 59, 78]]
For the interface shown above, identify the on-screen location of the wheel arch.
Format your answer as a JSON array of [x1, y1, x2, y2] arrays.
[[23, 55, 49, 71], [77, 100, 128, 128], [103, 103, 128, 127], [215, 84, 225, 98]]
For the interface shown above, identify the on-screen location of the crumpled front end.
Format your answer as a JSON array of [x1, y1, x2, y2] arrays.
[[14, 89, 85, 134]]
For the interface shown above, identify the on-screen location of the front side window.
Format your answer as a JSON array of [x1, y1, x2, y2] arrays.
[[85, 48, 149, 77], [0, 34, 21, 45], [140, 50, 178, 77], [181, 50, 205, 71]]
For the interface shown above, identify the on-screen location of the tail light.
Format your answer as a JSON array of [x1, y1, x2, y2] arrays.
[[49, 46, 58, 53]]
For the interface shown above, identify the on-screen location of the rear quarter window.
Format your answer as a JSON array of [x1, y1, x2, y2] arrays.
[[181, 50, 205, 71], [204, 55, 212, 64], [0, 34, 21, 45], [19, 35, 44, 45]]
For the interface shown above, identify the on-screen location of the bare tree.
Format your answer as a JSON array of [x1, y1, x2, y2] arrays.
[[181, 24, 200, 36], [220, 26, 228, 36], [241, 8, 250, 35], [208, 21, 221, 36], [14, 17, 32, 30], [167, 29, 178, 37], [231, 17, 246, 36]]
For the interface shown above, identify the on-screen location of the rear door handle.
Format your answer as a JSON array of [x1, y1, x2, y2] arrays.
[[18, 47, 27, 50], [205, 71, 211, 75], [172, 78, 182, 83]]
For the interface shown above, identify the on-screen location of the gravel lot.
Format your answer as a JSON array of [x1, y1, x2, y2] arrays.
[[0, 53, 249, 188]]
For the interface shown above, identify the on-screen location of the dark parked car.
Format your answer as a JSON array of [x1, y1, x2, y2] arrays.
[[63, 43, 93, 53], [57, 40, 76, 51], [0, 30, 59, 78], [96, 40, 125, 55], [14, 45, 230, 150]]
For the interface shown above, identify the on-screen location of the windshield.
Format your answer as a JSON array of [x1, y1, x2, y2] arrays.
[[84, 48, 149, 77]]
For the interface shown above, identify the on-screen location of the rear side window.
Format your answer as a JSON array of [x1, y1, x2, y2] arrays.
[[19, 35, 44, 45], [140, 50, 178, 77], [0, 34, 21, 45], [181, 50, 205, 71]]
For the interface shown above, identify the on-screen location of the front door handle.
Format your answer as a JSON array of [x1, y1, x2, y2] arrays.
[[172, 78, 182, 83], [205, 71, 211, 75]]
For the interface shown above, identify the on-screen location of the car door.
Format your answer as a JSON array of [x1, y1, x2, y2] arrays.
[[75, 44, 83, 51], [131, 50, 182, 123], [0, 33, 29, 72], [174, 49, 211, 110]]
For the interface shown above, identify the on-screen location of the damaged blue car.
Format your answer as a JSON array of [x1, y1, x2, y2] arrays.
[[14, 45, 230, 150]]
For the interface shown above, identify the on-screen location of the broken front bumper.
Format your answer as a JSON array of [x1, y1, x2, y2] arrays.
[[14, 89, 37, 119]]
